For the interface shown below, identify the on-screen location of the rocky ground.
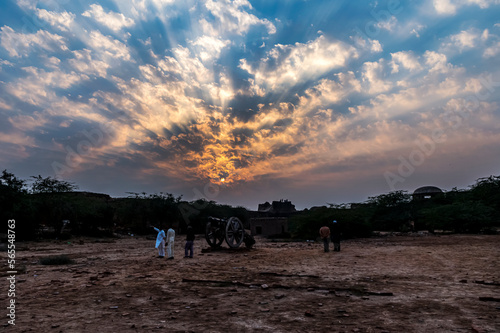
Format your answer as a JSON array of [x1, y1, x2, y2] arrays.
[[2, 234, 499, 332]]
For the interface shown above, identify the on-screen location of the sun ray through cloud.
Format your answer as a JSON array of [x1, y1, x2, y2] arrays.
[[0, 0, 499, 208]]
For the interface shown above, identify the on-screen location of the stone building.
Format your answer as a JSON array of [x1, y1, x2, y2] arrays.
[[249, 199, 296, 237], [249, 217, 289, 236], [412, 186, 443, 200]]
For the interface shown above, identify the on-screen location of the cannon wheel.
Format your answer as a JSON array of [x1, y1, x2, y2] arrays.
[[225, 217, 245, 248], [205, 220, 224, 248]]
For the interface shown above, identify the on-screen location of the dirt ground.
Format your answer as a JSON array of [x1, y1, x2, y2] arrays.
[[2, 233, 500, 333]]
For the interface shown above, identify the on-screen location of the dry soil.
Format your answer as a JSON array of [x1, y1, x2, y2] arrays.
[[2, 234, 500, 332]]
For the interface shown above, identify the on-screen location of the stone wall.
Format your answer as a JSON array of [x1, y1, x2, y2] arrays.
[[249, 217, 288, 236]]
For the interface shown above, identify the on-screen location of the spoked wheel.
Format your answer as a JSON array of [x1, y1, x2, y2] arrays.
[[225, 217, 245, 248], [205, 220, 224, 248]]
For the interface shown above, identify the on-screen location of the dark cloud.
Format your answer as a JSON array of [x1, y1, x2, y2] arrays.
[[230, 127, 254, 147], [230, 154, 255, 169], [33, 118, 115, 150], [162, 123, 188, 139], [227, 95, 261, 122], [270, 142, 303, 157], [272, 117, 293, 128], [170, 131, 207, 155]]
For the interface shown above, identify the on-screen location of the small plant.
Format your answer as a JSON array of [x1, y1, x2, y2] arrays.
[[39, 255, 74, 265]]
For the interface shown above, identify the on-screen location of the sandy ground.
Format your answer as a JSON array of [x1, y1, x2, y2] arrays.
[[2, 234, 499, 333]]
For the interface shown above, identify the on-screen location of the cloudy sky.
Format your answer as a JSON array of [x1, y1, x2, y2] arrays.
[[1, 0, 499, 210]]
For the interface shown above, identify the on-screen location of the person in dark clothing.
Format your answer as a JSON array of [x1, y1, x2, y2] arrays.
[[184, 225, 195, 258], [330, 220, 341, 252]]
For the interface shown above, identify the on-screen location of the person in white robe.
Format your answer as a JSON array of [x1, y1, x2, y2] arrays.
[[166, 226, 175, 259], [153, 227, 166, 258]]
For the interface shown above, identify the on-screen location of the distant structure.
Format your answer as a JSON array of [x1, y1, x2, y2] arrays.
[[249, 217, 289, 237], [257, 199, 296, 215], [412, 186, 443, 200], [249, 199, 297, 237]]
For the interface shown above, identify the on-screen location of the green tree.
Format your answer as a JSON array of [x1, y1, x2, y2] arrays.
[[113, 192, 182, 235], [366, 191, 411, 231], [28, 176, 78, 238], [367, 190, 411, 207], [290, 206, 373, 240], [420, 201, 495, 233], [178, 199, 249, 235], [469, 175, 500, 216]]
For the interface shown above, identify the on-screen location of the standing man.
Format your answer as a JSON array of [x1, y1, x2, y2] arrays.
[[184, 225, 195, 258], [319, 225, 331, 252], [153, 226, 166, 258], [166, 224, 176, 259], [331, 220, 341, 252]]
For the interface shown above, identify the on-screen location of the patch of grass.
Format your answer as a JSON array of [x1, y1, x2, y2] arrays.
[[39, 255, 74, 265]]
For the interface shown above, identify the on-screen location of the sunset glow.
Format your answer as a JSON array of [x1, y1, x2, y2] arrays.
[[0, 0, 499, 209]]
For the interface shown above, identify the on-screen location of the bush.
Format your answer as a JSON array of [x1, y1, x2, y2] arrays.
[[419, 201, 495, 233], [289, 206, 374, 240]]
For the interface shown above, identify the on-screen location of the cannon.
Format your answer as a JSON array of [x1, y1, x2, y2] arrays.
[[205, 216, 255, 249]]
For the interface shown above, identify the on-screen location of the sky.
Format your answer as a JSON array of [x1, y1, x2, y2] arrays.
[[0, 0, 499, 210]]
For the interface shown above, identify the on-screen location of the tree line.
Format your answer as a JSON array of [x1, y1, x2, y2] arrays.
[[1, 169, 499, 241], [0, 170, 248, 240], [290, 175, 500, 240]]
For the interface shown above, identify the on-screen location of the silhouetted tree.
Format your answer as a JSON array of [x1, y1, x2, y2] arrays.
[[367, 190, 411, 207], [290, 206, 373, 240], [469, 175, 500, 215], [1, 169, 27, 193], [0, 170, 37, 240], [366, 191, 411, 231], [113, 192, 182, 235], [30, 175, 78, 193], [420, 201, 495, 233]]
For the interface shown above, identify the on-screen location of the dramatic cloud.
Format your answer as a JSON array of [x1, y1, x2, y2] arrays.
[[240, 35, 358, 91], [69, 49, 110, 77], [0, 26, 68, 57], [433, 0, 500, 14], [36, 9, 76, 31], [191, 35, 231, 62], [0, 0, 499, 208], [390, 51, 422, 73], [82, 4, 135, 32], [203, 0, 276, 36], [433, 0, 458, 15], [86, 30, 132, 61]]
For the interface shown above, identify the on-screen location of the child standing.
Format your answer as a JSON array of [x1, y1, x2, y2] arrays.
[[184, 226, 195, 258]]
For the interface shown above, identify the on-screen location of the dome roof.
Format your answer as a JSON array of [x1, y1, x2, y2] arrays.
[[413, 186, 443, 195]]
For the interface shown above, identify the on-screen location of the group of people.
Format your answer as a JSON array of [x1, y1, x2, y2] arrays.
[[153, 224, 195, 259], [154, 220, 340, 258], [319, 220, 341, 252]]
